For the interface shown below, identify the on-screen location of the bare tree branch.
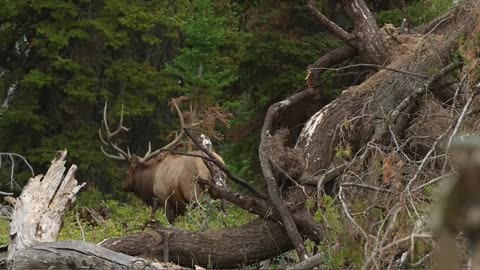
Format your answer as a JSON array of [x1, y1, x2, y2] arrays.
[[183, 128, 268, 200], [390, 62, 464, 122], [260, 103, 309, 261], [307, 0, 356, 46], [0, 152, 34, 192], [310, 63, 430, 79], [307, 46, 358, 85], [291, 252, 323, 270], [341, 182, 393, 193]]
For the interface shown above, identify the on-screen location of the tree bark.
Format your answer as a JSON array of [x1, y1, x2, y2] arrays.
[[340, 0, 389, 64], [101, 219, 293, 269], [297, 0, 479, 173], [260, 106, 308, 260], [7, 150, 85, 261], [6, 241, 177, 270], [308, 0, 388, 64]]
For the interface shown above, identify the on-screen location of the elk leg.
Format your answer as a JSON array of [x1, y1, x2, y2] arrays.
[[151, 197, 159, 220], [165, 203, 176, 225]]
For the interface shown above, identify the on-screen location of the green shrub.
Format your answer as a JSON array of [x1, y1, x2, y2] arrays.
[[175, 195, 256, 231], [376, 0, 453, 27], [312, 195, 364, 269]]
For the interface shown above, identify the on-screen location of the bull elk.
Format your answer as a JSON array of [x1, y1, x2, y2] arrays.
[[99, 99, 226, 224]]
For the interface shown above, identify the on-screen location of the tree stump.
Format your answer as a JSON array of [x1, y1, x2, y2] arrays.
[[7, 150, 85, 261]]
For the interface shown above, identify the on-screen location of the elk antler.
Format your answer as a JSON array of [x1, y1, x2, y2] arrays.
[[99, 102, 132, 162], [138, 98, 185, 163]]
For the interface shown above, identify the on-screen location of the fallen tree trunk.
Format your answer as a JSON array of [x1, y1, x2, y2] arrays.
[[101, 219, 293, 269], [253, 0, 480, 268], [8, 241, 177, 270], [281, 0, 480, 268], [1, 218, 296, 269], [297, 0, 479, 172]]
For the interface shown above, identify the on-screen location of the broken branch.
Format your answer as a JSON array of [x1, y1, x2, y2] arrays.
[[307, 0, 356, 46], [260, 102, 309, 261], [183, 128, 268, 200]]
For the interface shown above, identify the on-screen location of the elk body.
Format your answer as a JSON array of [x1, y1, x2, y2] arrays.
[[99, 100, 226, 224]]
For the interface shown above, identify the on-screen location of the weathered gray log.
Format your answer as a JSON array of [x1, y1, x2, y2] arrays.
[[0, 246, 6, 269], [291, 252, 323, 270], [9, 241, 177, 270], [7, 150, 85, 261]]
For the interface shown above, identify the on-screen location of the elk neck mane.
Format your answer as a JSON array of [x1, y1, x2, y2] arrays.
[[130, 158, 160, 206]]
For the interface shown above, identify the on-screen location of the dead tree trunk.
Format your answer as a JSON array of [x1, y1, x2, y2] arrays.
[[271, 0, 480, 268], [339, 0, 389, 64], [298, 0, 480, 173], [101, 219, 293, 269], [7, 150, 85, 262], [9, 241, 179, 270], [262, 0, 480, 268]]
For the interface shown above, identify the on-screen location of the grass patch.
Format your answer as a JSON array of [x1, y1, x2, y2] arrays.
[[0, 190, 256, 246]]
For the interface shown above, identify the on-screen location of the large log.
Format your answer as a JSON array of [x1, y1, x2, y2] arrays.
[[8, 241, 177, 270], [101, 218, 293, 269]]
